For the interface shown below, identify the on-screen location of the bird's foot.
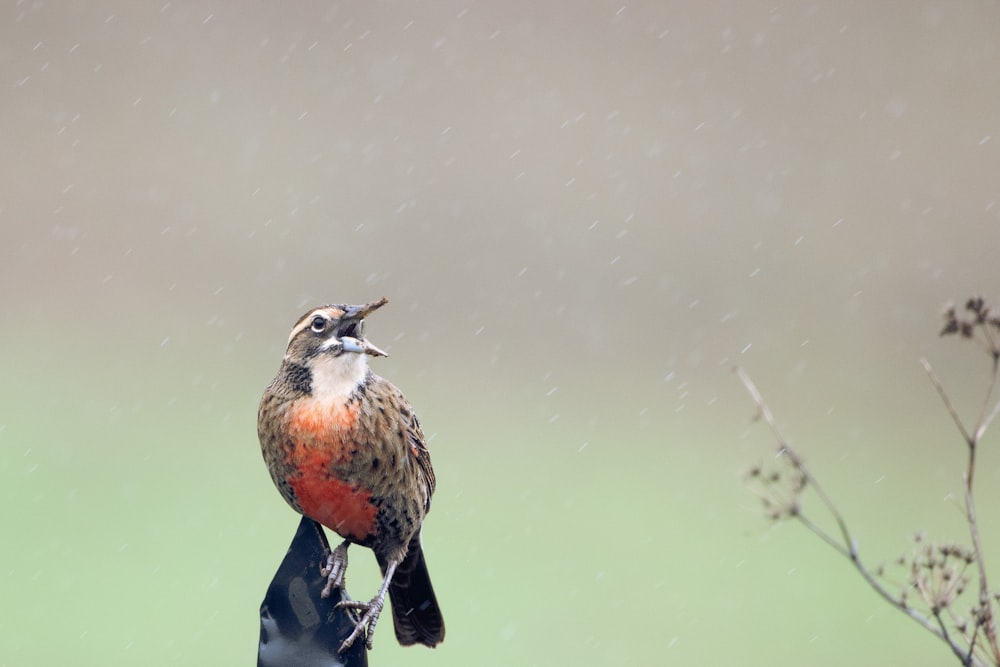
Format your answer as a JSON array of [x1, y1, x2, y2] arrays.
[[320, 540, 349, 599], [336, 594, 386, 652]]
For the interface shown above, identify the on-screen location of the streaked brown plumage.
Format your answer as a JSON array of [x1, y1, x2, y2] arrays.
[[257, 298, 444, 651]]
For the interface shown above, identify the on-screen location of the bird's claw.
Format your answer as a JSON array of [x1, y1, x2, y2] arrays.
[[320, 541, 349, 599], [336, 596, 386, 652]]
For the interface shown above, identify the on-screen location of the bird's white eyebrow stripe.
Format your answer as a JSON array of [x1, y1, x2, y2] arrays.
[[286, 306, 347, 345], [288, 309, 325, 345]]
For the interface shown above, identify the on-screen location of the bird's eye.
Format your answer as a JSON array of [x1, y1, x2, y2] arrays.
[[310, 316, 328, 333]]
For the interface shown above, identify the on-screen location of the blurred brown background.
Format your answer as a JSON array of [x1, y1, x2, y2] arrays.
[[2, 2, 999, 665]]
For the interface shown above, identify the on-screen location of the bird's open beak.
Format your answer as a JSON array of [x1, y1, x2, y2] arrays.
[[340, 336, 388, 358], [342, 297, 388, 321], [340, 297, 389, 357]]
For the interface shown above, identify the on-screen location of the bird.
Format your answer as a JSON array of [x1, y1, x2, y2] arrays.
[[257, 297, 445, 652]]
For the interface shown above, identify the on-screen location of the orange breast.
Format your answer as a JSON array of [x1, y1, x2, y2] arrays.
[[283, 400, 378, 541]]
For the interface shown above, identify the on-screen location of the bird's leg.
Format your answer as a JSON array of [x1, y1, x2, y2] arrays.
[[336, 559, 399, 651], [320, 539, 350, 598]]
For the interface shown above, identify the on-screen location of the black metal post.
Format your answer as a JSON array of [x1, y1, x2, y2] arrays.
[[258, 516, 368, 667]]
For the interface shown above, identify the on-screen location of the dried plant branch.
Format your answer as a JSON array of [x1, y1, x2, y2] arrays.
[[735, 367, 854, 555], [739, 296, 1000, 667], [735, 366, 972, 657], [965, 480, 1000, 664], [921, 354, 994, 649], [969, 623, 985, 666], [921, 358, 974, 447], [977, 397, 1000, 446], [927, 298, 1000, 665], [973, 357, 1000, 446]]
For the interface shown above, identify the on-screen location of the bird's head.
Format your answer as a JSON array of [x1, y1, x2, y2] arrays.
[[282, 297, 389, 397]]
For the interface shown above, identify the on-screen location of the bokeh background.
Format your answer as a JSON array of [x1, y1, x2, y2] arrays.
[[3, 2, 1000, 665]]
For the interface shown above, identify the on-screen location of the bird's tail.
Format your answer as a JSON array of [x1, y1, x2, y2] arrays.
[[379, 533, 445, 647]]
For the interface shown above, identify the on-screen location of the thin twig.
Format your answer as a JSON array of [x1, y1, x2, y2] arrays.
[[793, 509, 958, 649], [921, 358, 974, 446], [968, 623, 983, 667], [973, 355, 1000, 446], [965, 479, 1000, 664], [922, 356, 1000, 665], [935, 610, 975, 667], [736, 364, 991, 667], [793, 512, 852, 560], [735, 367, 855, 556], [975, 397, 1000, 445]]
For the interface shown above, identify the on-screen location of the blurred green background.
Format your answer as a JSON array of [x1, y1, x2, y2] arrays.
[[3, 2, 1000, 665]]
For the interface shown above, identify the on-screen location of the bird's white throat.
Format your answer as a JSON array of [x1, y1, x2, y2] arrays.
[[310, 352, 369, 402]]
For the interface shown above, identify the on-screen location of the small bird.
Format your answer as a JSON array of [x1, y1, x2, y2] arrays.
[[258, 298, 445, 651]]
